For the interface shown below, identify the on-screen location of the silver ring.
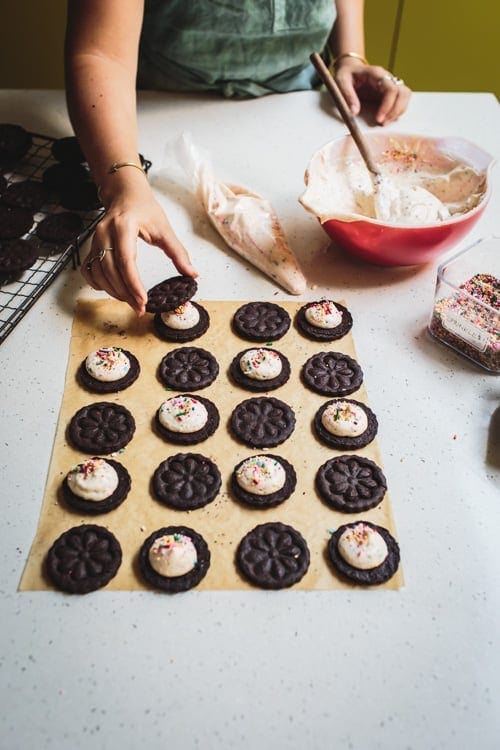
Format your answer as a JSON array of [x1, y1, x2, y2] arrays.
[[379, 74, 404, 87], [85, 247, 113, 271]]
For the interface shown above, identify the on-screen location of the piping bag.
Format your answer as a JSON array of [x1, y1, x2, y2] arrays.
[[168, 133, 307, 295]]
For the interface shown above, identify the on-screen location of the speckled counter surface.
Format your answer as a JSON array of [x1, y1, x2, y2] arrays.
[[1, 90, 499, 750]]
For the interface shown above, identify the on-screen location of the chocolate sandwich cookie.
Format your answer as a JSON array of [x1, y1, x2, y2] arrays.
[[0, 205, 34, 239], [45, 524, 122, 593], [42, 162, 89, 192], [237, 522, 310, 589], [328, 521, 400, 585], [231, 454, 297, 508], [316, 455, 387, 512], [1, 180, 48, 211], [153, 453, 221, 510], [35, 211, 83, 244], [301, 351, 363, 396], [78, 347, 140, 393], [230, 396, 296, 448], [0, 123, 32, 165], [146, 275, 198, 314], [155, 393, 219, 445], [296, 300, 353, 341], [139, 525, 210, 592], [0, 174, 6, 195], [230, 347, 291, 392], [68, 401, 136, 454], [153, 301, 210, 342], [61, 180, 101, 211], [158, 346, 219, 391], [62, 457, 131, 514], [51, 135, 86, 164], [0, 239, 38, 282], [314, 398, 377, 450], [232, 301, 291, 342]]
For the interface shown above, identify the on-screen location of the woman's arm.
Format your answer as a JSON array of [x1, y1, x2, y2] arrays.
[[332, 0, 411, 125], [65, 0, 196, 314]]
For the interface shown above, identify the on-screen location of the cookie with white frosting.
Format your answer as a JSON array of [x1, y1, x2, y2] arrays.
[[153, 453, 221, 510], [316, 455, 387, 512], [78, 346, 140, 393], [62, 457, 131, 514], [237, 522, 310, 589], [328, 521, 400, 585], [46, 524, 122, 593], [296, 300, 353, 341], [230, 396, 296, 448], [301, 351, 363, 396], [230, 347, 291, 391], [232, 301, 291, 342], [231, 454, 297, 508], [139, 525, 210, 592], [153, 300, 210, 342], [158, 346, 219, 391], [155, 393, 220, 445], [314, 398, 377, 450]]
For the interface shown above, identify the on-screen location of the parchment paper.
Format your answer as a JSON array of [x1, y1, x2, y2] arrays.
[[20, 298, 403, 591]]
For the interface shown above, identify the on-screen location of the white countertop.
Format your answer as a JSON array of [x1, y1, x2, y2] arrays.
[[1, 89, 499, 750]]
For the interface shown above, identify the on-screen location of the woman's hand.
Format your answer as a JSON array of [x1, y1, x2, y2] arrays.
[[334, 57, 412, 125], [82, 172, 197, 315]]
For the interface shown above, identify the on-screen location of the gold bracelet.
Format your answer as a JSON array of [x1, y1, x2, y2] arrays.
[[108, 160, 146, 175], [333, 52, 368, 68]]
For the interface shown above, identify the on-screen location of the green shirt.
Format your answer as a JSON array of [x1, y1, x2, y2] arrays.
[[138, 0, 336, 97]]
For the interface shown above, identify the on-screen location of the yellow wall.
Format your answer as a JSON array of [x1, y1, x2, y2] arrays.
[[0, 1, 498, 97]]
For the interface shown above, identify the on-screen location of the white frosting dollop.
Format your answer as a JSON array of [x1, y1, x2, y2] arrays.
[[305, 300, 342, 329], [159, 396, 208, 433], [375, 177, 451, 225], [236, 455, 286, 495], [66, 457, 119, 501], [148, 533, 198, 577], [338, 523, 388, 569], [85, 347, 130, 382], [321, 401, 368, 437], [239, 348, 283, 380], [160, 301, 200, 330]]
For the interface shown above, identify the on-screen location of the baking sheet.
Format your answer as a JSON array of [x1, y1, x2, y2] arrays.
[[20, 298, 403, 591]]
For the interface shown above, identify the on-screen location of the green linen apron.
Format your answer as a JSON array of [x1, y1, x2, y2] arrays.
[[137, 0, 336, 97]]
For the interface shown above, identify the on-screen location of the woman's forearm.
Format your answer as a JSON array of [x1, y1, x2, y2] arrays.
[[332, 0, 366, 58]]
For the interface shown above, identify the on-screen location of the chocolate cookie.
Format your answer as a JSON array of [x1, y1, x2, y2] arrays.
[[68, 401, 136, 454], [296, 300, 353, 341], [78, 347, 141, 393], [0, 239, 38, 282], [42, 163, 89, 192], [61, 180, 101, 211], [316, 455, 387, 512], [146, 275, 198, 314], [230, 347, 291, 392], [51, 136, 86, 164], [153, 453, 221, 510], [153, 301, 210, 342], [0, 205, 34, 239], [1, 180, 48, 211], [232, 301, 291, 342], [231, 454, 297, 508], [327, 521, 400, 585], [35, 211, 83, 244], [62, 457, 131, 514], [158, 346, 219, 391], [230, 396, 296, 448], [237, 522, 310, 589], [139, 525, 211, 592], [0, 123, 32, 165], [314, 398, 378, 450], [45, 524, 122, 593], [301, 351, 363, 396], [0, 174, 6, 195], [155, 394, 219, 445]]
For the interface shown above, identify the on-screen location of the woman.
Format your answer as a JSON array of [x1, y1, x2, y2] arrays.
[[65, 0, 411, 314]]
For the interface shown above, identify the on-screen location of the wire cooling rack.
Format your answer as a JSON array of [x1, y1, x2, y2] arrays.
[[0, 131, 150, 345]]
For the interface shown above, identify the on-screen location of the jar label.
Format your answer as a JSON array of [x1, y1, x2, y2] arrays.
[[442, 311, 489, 352]]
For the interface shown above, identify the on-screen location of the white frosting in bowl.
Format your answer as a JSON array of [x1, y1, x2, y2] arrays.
[[66, 458, 119, 501], [239, 348, 282, 380], [148, 534, 197, 577], [321, 401, 368, 437], [159, 396, 208, 433], [236, 455, 286, 495], [338, 523, 388, 569], [85, 347, 130, 382]]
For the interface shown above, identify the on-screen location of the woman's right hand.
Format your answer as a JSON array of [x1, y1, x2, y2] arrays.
[[82, 170, 197, 315]]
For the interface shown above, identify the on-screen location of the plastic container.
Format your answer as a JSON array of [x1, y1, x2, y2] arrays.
[[428, 237, 499, 372]]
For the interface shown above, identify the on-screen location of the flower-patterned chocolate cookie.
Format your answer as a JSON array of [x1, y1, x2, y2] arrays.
[[153, 453, 221, 510], [68, 402, 136, 454], [237, 522, 310, 589], [158, 346, 219, 391], [316, 455, 387, 512], [230, 396, 296, 448]]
